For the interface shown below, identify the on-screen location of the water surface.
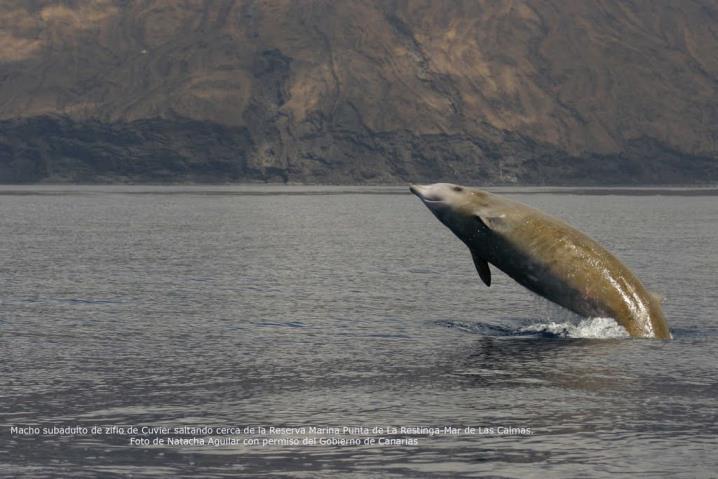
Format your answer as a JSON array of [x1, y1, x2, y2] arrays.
[[1, 185, 716, 478]]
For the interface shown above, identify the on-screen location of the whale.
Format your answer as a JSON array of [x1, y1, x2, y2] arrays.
[[410, 183, 671, 339]]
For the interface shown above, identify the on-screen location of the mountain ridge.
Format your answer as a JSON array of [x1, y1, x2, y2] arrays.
[[1, 0, 717, 184]]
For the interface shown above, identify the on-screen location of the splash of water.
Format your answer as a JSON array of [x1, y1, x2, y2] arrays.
[[517, 317, 630, 339], [522, 294, 630, 338], [436, 316, 630, 339], [436, 293, 631, 339]]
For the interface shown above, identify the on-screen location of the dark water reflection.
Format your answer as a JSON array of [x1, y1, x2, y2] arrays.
[[0, 186, 716, 478]]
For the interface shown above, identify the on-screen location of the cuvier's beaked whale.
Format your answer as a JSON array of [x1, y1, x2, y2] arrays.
[[410, 183, 671, 339]]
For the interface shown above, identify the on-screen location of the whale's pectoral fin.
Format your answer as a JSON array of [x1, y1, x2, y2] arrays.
[[470, 248, 491, 287], [474, 212, 506, 232]]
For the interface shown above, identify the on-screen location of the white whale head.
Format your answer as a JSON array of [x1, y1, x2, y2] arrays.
[[409, 183, 509, 240], [410, 182, 515, 286], [409, 183, 469, 209], [409, 183, 526, 268]]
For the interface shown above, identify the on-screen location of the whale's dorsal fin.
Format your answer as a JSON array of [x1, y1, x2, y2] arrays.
[[470, 248, 491, 287]]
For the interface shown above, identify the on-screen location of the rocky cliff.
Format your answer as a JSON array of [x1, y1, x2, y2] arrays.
[[1, 0, 717, 184]]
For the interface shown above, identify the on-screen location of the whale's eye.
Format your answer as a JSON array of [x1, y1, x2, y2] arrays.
[[452, 186, 463, 192]]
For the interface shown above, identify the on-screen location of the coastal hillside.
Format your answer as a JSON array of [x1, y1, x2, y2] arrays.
[[1, 0, 717, 184]]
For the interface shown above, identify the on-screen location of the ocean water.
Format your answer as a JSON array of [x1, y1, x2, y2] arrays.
[[0, 185, 716, 478]]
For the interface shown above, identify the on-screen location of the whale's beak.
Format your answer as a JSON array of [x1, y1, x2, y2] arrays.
[[409, 184, 442, 204], [410, 184, 431, 199]]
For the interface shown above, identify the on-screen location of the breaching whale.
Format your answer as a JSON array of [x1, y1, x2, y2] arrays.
[[410, 183, 671, 339]]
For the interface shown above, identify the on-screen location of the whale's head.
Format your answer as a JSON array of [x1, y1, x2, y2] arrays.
[[410, 182, 476, 214], [409, 182, 519, 249], [410, 183, 492, 241]]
